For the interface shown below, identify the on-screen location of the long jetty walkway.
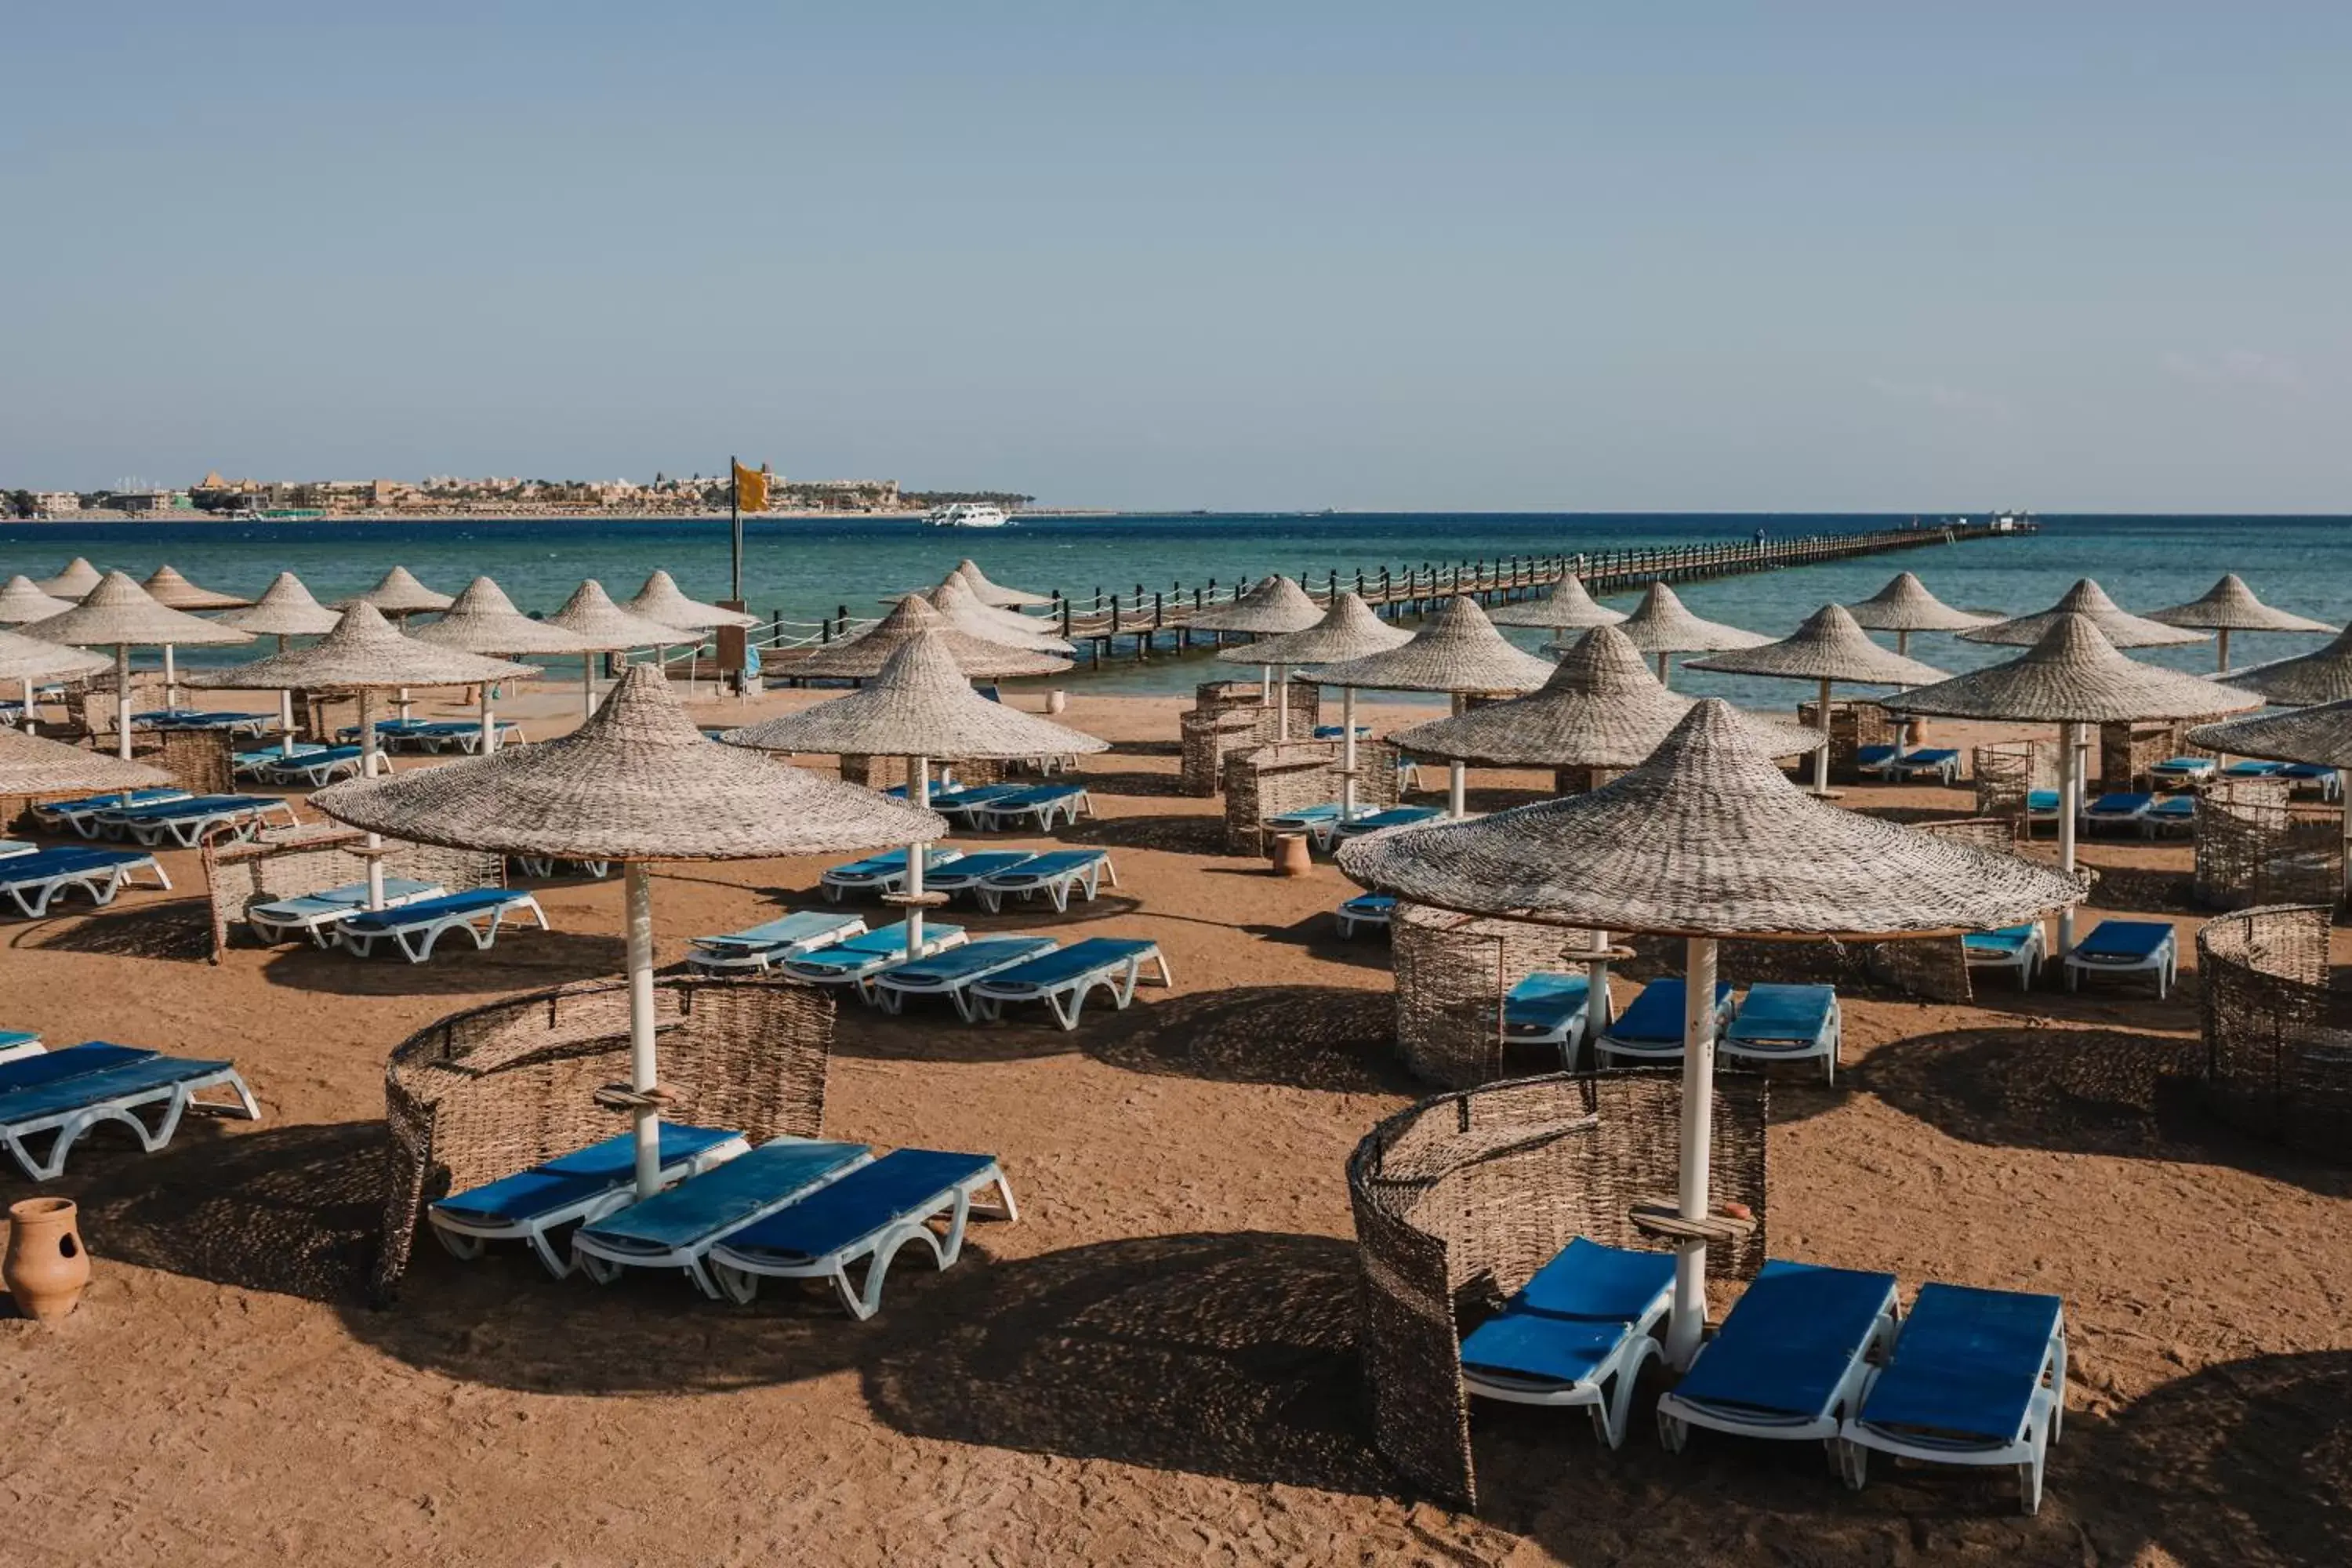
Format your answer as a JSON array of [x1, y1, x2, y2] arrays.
[[773, 517, 2030, 673]]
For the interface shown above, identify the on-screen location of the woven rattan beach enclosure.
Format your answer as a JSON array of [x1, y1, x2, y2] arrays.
[[2197, 904, 2352, 1163]]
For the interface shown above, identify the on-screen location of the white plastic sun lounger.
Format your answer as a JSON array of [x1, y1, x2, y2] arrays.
[[0, 1042, 262, 1181], [1, 846, 172, 918], [1266, 801, 1343, 849], [971, 938, 1173, 1029], [924, 784, 1029, 826], [1458, 1238, 1677, 1449], [873, 936, 1061, 1020], [0, 1030, 43, 1065], [685, 909, 867, 973], [819, 847, 965, 902], [334, 887, 550, 962], [920, 850, 1040, 899], [969, 783, 1091, 832], [244, 878, 446, 946], [261, 746, 366, 786], [1500, 972, 1593, 1064], [1592, 978, 1737, 1065], [101, 793, 299, 849], [36, 787, 191, 838], [2062, 919, 2177, 1000], [776, 921, 967, 996], [973, 849, 1116, 913], [512, 856, 612, 879], [1963, 924, 2045, 989], [1334, 892, 1396, 938], [1718, 983, 1842, 1083], [572, 1136, 875, 1295], [1657, 1260, 1899, 1464], [706, 1148, 1017, 1318], [234, 742, 328, 780], [426, 1123, 750, 1277]]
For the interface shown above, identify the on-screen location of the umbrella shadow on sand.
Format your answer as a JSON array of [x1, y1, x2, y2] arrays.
[[13, 900, 213, 963], [251, 928, 631, 997], [1081, 983, 1414, 1094]]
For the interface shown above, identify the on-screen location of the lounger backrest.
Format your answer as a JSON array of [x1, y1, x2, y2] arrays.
[[982, 938, 1153, 988], [2086, 793, 2151, 812], [833, 921, 962, 956], [343, 888, 521, 929], [717, 1148, 996, 1261], [887, 937, 1056, 980], [0, 1052, 233, 1122], [2075, 920, 2172, 960], [1726, 983, 1834, 1040], [1858, 1282, 2061, 1441], [1609, 978, 1731, 1042], [579, 1139, 869, 1248], [1513, 1237, 1677, 1321], [3, 846, 151, 877], [990, 850, 1102, 880], [704, 913, 861, 948], [0, 1043, 157, 1096], [1671, 1259, 1896, 1417], [1963, 926, 2035, 952], [929, 853, 1036, 881]]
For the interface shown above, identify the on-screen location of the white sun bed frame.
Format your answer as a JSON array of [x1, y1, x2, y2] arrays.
[[335, 891, 550, 963], [706, 1160, 1018, 1319]]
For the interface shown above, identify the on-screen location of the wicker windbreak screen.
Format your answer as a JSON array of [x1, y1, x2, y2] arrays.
[[2197, 904, 2350, 1163]]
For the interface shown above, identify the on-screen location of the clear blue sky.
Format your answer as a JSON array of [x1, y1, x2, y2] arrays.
[[7, 5, 2349, 510]]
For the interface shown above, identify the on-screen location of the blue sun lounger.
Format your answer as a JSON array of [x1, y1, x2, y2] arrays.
[[2080, 793, 2153, 834], [1841, 1283, 2067, 1515], [926, 784, 1029, 826], [99, 793, 299, 848], [571, 1137, 874, 1295], [139, 709, 271, 735], [335, 887, 550, 962], [0, 1032, 40, 1065], [36, 786, 191, 838], [820, 847, 965, 902], [1657, 1259, 1899, 1464], [2063, 918, 2177, 1000], [2144, 795, 2198, 836], [1458, 1238, 1678, 1448], [974, 849, 1116, 913], [337, 717, 438, 746], [1964, 924, 2045, 989], [260, 745, 366, 786], [2149, 756, 2214, 789], [427, 1123, 750, 1276], [1593, 978, 1737, 1065], [405, 720, 521, 753], [1330, 805, 1445, 843], [971, 782, 1091, 831], [1265, 803, 1343, 848], [685, 909, 866, 972], [2282, 762, 2342, 800], [1501, 972, 1593, 1065], [0, 1041, 261, 1181], [1886, 747, 1962, 785], [706, 1148, 1017, 1318], [1719, 983, 1842, 1082], [2221, 759, 2285, 781], [778, 921, 967, 994], [921, 851, 1040, 899], [1334, 892, 1396, 938], [1, 845, 172, 918], [873, 936, 1062, 1020], [971, 937, 1173, 1029], [234, 742, 328, 780], [2023, 789, 2061, 830], [245, 877, 447, 945], [1854, 744, 1900, 777]]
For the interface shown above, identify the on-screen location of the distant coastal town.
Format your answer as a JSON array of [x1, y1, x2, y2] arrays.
[[1, 469, 1036, 521]]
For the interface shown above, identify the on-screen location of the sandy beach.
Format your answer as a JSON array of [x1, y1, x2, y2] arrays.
[[2, 681, 2345, 1567]]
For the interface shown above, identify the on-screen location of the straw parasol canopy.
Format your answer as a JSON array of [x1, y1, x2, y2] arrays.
[[316, 662, 945, 1200], [1962, 579, 2205, 649], [185, 601, 535, 697], [2150, 574, 2339, 673], [1573, 583, 1769, 684], [335, 565, 452, 616], [1485, 575, 1626, 631], [216, 572, 342, 637], [1842, 572, 1998, 643], [34, 558, 102, 599], [0, 576, 74, 626], [1314, 596, 1555, 697], [0, 724, 172, 797], [1392, 625, 1824, 769], [724, 632, 1106, 763], [793, 596, 1071, 681], [2218, 625, 2352, 708], [624, 570, 759, 631], [1690, 604, 1949, 792], [953, 558, 1054, 608], [546, 580, 684, 650], [0, 629, 112, 686], [1884, 613, 2258, 727], [924, 577, 1074, 653], [22, 572, 256, 757], [1215, 591, 1410, 667], [412, 577, 594, 656], [1185, 575, 1326, 636], [140, 564, 250, 612], [2187, 701, 2352, 770], [1338, 698, 2083, 1369]]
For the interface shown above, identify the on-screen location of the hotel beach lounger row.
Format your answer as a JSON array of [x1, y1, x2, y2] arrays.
[[244, 878, 447, 946], [1963, 924, 2045, 989], [971, 849, 1115, 913], [2, 846, 171, 919], [97, 793, 300, 849], [2063, 918, 2178, 999], [874, 935, 1174, 1028], [686, 909, 868, 972], [427, 1123, 750, 1276], [1334, 892, 1396, 938], [35, 787, 191, 837], [1592, 978, 1840, 1080], [968, 782, 1091, 832], [821, 847, 965, 902], [873, 937, 1061, 1018], [0, 1042, 261, 1181], [333, 887, 550, 962], [780, 921, 968, 993]]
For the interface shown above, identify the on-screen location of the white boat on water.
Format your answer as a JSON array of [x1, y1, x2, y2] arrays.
[[924, 503, 1012, 528]]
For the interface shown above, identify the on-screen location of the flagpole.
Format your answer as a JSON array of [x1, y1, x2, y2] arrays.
[[729, 452, 743, 606]]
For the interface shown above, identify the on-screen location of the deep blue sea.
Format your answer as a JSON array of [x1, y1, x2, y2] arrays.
[[4, 513, 2347, 710]]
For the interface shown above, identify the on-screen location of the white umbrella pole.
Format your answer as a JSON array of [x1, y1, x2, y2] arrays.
[[2056, 720, 2081, 956], [1657, 652, 1672, 688], [114, 644, 133, 760], [480, 684, 498, 753], [906, 754, 931, 956], [1259, 662, 1271, 702], [2216, 628, 2231, 673], [20, 677, 32, 722], [624, 861, 662, 1200], [276, 635, 295, 757], [396, 685, 414, 723], [1813, 677, 1832, 794], [1449, 761, 1467, 818], [1584, 928, 1613, 1044], [1895, 629, 1911, 657], [581, 655, 597, 720], [2340, 777, 2350, 906], [1276, 664, 1291, 741], [163, 644, 178, 710], [360, 688, 387, 909], [1340, 687, 1359, 822], [1667, 934, 1719, 1370]]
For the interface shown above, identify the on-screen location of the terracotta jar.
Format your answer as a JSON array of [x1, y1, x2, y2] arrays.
[[5, 1197, 90, 1323], [1269, 831, 1313, 877]]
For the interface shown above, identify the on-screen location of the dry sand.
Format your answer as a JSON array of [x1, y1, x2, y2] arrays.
[[1, 681, 2346, 1566]]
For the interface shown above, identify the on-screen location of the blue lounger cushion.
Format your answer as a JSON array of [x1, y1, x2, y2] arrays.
[[1515, 1237, 1678, 1321], [1334, 807, 1442, 835], [0, 1043, 156, 1096], [38, 787, 186, 815], [1854, 746, 1899, 768], [1889, 748, 1961, 769], [884, 937, 1058, 985], [2221, 760, 2284, 776], [790, 922, 962, 971], [434, 1124, 744, 1223], [105, 793, 275, 822], [1671, 1260, 1897, 1419], [1606, 978, 1734, 1045], [2024, 790, 2060, 812], [578, 1139, 869, 1251], [983, 850, 1104, 884], [0, 1051, 236, 1123], [2083, 793, 2151, 815], [1965, 925, 2038, 956], [2147, 797, 2196, 821], [1269, 803, 1342, 825], [1461, 1312, 1641, 1385], [978, 938, 1156, 991], [925, 852, 1037, 887], [252, 878, 440, 922], [829, 848, 960, 879], [693, 912, 862, 951], [340, 888, 526, 933], [1504, 973, 1590, 1032], [3, 847, 154, 878], [1339, 894, 1396, 916], [931, 785, 1027, 811], [716, 1149, 997, 1264], [1855, 1282, 2063, 1442], [1722, 983, 1835, 1045], [2073, 920, 2173, 961]]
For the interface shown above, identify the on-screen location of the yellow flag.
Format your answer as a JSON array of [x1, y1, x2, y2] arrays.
[[733, 461, 769, 512]]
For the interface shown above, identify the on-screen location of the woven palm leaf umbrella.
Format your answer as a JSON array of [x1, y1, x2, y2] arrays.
[[546, 580, 689, 720], [795, 597, 1071, 682], [1689, 604, 1948, 794], [2187, 699, 2352, 901], [336, 567, 458, 721], [1885, 612, 2258, 952], [724, 632, 1108, 954], [1338, 699, 2082, 1366], [625, 571, 760, 701], [0, 724, 172, 797], [1962, 578, 2206, 650], [2150, 575, 2336, 672], [1315, 596, 1555, 818], [0, 630, 111, 728], [410, 576, 596, 752], [216, 572, 343, 757], [1573, 583, 1769, 687], [1218, 591, 1410, 817], [0, 577, 75, 627], [1188, 575, 1328, 737], [22, 572, 255, 760], [1484, 574, 1626, 634], [953, 559, 1054, 608], [133, 565, 255, 707], [187, 603, 535, 907], [317, 663, 942, 1199], [2217, 624, 2352, 708], [924, 577, 1076, 655], [34, 558, 102, 600], [1842, 571, 1998, 654]]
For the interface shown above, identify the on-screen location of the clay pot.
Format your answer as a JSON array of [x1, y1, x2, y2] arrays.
[[5, 1197, 90, 1323], [1044, 689, 1068, 715], [1269, 831, 1312, 877]]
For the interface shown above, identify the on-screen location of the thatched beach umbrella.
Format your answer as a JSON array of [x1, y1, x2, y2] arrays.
[[1188, 576, 1328, 735], [335, 568, 456, 721], [1484, 575, 1625, 634], [1885, 613, 2257, 951], [1962, 579, 2205, 650], [317, 664, 942, 1199], [1316, 596, 1555, 818], [34, 558, 102, 600], [625, 571, 760, 702], [2218, 624, 2352, 708], [924, 577, 1075, 655], [0, 577, 75, 627], [724, 632, 1107, 953], [216, 573, 344, 757], [1842, 571, 1998, 654], [1570, 583, 1769, 686], [411, 577, 596, 752], [2148, 575, 2334, 672], [0, 629, 111, 725], [1218, 592, 1410, 815], [953, 559, 1054, 608], [2187, 699, 2352, 901], [546, 580, 690, 720], [1690, 604, 1947, 793], [23, 572, 255, 760], [1338, 699, 2081, 1367], [795, 596, 1070, 682], [0, 724, 173, 797], [140, 564, 250, 612]]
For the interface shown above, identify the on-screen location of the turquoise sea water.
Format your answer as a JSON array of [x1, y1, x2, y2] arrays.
[[4, 513, 2347, 710]]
